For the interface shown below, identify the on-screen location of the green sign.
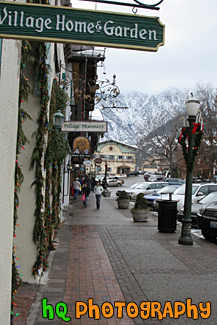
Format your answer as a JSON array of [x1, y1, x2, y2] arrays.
[[0, 1, 164, 51]]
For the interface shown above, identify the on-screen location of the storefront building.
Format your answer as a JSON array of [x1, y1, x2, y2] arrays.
[[95, 140, 137, 176]]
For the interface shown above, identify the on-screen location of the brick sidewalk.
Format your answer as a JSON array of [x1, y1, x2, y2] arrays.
[[64, 225, 133, 325], [12, 195, 217, 324], [13, 283, 37, 324]]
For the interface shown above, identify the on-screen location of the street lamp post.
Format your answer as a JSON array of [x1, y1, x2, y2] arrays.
[[104, 156, 108, 190], [178, 94, 201, 245]]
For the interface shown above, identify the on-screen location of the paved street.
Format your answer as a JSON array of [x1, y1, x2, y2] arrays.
[[14, 176, 217, 324]]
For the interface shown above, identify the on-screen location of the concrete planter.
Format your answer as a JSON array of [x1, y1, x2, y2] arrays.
[[117, 199, 130, 209], [103, 190, 111, 197], [131, 209, 149, 222]]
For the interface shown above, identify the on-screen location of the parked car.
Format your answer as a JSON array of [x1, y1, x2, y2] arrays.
[[144, 185, 180, 208], [116, 182, 143, 197], [112, 176, 124, 184], [163, 178, 185, 185], [95, 175, 105, 182], [177, 191, 217, 227], [107, 178, 122, 187], [148, 175, 163, 182], [197, 202, 217, 241], [127, 170, 140, 177], [144, 171, 162, 181], [154, 183, 217, 212], [119, 182, 168, 201]]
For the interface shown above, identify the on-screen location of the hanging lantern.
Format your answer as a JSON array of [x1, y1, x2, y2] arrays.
[[53, 110, 65, 130]]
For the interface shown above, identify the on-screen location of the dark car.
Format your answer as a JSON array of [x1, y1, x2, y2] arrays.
[[197, 202, 217, 241], [127, 171, 140, 177], [177, 191, 217, 227]]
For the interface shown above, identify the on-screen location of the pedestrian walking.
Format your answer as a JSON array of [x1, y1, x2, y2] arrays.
[[72, 178, 81, 200], [78, 176, 83, 186], [83, 175, 92, 197], [94, 181, 104, 209], [82, 183, 90, 208]]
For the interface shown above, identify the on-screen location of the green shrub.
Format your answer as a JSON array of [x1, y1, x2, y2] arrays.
[[117, 190, 130, 200], [134, 193, 149, 209]]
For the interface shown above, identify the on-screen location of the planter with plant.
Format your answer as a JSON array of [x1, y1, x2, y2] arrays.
[[116, 190, 130, 209], [130, 193, 150, 222]]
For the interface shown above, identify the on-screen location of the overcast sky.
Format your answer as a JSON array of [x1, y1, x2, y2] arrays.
[[72, 0, 217, 95]]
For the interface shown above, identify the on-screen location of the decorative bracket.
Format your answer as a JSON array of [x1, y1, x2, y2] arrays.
[[79, 0, 164, 10]]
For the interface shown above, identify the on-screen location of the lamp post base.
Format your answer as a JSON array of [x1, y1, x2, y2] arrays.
[[178, 219, 193, 245]]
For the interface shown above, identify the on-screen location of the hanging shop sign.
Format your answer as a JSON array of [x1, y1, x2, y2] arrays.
[[94, 158, 103, 167], [0, 2, 165, 51], [83, 160, 92, 167], [73, 136, 90, 156], [94, 158, 103, 164], [62, 121, 108, 133]]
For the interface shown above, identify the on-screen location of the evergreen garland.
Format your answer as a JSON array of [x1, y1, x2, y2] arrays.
[[45, 80, 70, 230], [11, 41, 32, 321], [31, 67, 69, 275], [178, 123, 204, 172], [31, 43, 49, 276]]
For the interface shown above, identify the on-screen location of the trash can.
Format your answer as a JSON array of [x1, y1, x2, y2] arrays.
[[157, 200, 178, 233]]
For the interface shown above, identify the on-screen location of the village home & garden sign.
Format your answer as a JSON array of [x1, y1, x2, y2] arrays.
[[0, 1, 165, 51]]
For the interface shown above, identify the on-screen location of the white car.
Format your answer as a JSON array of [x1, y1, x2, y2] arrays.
[[130, 182, 168, 200], [116, 182, 167, 200], [116, 182, 143, 197], [95, 175, 104, 182], [153, 183, 217, 212], [107, 178, 122, 187]]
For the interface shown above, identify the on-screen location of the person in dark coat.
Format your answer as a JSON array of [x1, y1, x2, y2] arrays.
[[83, 175, 92, 197], [82, 183, 89, 208], [91, 176, 96, 191]]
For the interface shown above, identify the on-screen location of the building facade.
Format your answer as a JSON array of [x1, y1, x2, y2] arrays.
[[95, 140, 137, 176], [0, 38, 20, 325], [0, 0, 105, 321]]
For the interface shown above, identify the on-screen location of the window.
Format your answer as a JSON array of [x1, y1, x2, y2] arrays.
[[208, 185, 217, 193], [136, 183, 149, 190], [109, 146, 113, 150], [155, 183, 167, 189], [107, 167, 112, 172], [127, 156, 133, 160], [99, 155, 105, 159], [197, 186, 209, 196], [118, 155, 124, 159], [108, 155, 115, 160], [147, 184, 157, 189]]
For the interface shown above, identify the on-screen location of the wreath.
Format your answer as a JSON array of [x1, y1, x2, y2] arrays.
[[178, 122, 204, 172]]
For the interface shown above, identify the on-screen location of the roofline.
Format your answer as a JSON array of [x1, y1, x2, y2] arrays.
[[99, 139, 138, 149]]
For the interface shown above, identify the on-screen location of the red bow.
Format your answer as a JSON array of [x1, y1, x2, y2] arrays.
[[192, 122, 200, 134], [179, 127, 185, 142]]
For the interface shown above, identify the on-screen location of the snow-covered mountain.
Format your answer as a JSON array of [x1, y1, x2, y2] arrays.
[[97, 88, 186, 145]]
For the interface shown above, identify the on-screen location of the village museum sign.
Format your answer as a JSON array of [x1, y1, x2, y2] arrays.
[[0, 1, 164, 51]]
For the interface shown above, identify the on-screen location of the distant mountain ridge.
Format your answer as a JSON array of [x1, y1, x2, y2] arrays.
[[98, 88, 186, 145]]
